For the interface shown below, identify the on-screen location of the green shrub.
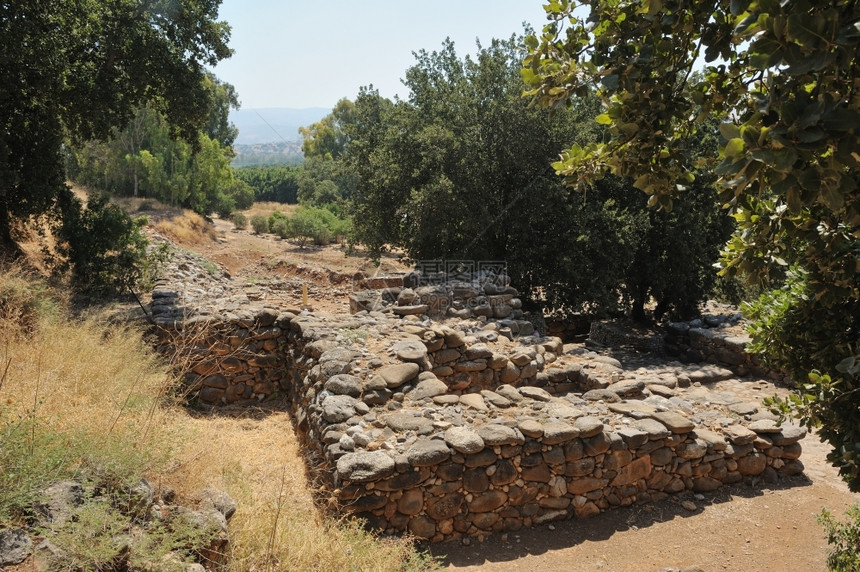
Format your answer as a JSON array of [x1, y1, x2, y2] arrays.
[[52, 191, 159, 294], [270, 217, 291, 239], [267, 210, 288, 230], [249, 214, 269, 234], [231, 212, 248, 230], [819, 505, 860, 571]]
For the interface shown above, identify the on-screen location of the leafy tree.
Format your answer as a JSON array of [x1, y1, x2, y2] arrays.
[[234, 166, 301, 203], [0, 0, 231, 256], [347, 37, 730, 319], [524, 0, 860, 487], [50, 194, 160, 294], [299, 98, 355, 160]]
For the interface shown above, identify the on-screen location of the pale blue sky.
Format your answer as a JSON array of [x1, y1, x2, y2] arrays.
[[212, 1, 547, 110]]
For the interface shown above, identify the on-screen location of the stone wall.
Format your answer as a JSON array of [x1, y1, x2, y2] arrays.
[[151, 250, 806, 542], [664, 312, 786, 381]]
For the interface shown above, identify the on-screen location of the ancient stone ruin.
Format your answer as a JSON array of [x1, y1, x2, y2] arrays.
[[151, 244, 805, 543]]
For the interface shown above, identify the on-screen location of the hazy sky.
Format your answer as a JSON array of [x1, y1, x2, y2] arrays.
[[212, 1, 548, 110]]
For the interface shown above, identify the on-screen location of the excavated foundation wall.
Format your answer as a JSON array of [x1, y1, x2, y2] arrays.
[[155, 301, 806, 543]]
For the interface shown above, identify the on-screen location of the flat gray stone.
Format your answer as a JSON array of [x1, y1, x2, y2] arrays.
[[607, 379, 645, 397], [384, 412, 434, 433], [444, 426, 485, 454], [574, 416, 604, 438], [633, 418, 672, 440], [729, 402, 759, 416], [592, 355, 623, 369], [480, 390, 512, 408], [519, 386, 553, 402], [322, 395, 357, 423], [687, 365, 734, 383], [337, 451, 396, 482], [377, 362, 420, 388], [392, 304, 429, 316], [545, 402, 583, 419], [495, 384, 524, 403], [722, 423, 757, 445], [608, 401, 656, 419], [748, 419, 782, 434], [651, 411, 695, 433], [406, 438, 451, 466], [617, 427, 649, 448], [460, 393, 488, 411], [693, 429, 727, 450], [541, 421, 580, 445], [477, 424, 523, 446], [464, 343, 493, 360], [324, 374, 363, 397], [771, 424, 808, 446], [518, 419, 544, 438], [0, 529, 32, 566], [411, 377, 449, 400], [582, 389, 622, 403], [393, 341, 428, 361]]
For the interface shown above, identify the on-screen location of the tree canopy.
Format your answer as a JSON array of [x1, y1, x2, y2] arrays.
[[524, 0, 860, 488], [345, 36, 731, 320], [0, 0, 232, 248]]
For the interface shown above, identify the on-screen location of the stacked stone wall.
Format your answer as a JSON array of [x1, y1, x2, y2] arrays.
[[155, 308, 806, 543], [150, 251, 805, 542]]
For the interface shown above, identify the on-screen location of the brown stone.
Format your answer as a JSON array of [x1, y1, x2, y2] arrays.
[[737, 452, 767, 475], [522, 463, 552, 482], [426, 493, 464, 520], [198, 386, 225, 403], [470, 511, 501, 530], [463, 469, 490, 493], [565, 457, 595, 477], [564, 439, 585, 461], [470, 490, 507, 512], [610, 456, 652, 487], [584, 432, 612, 456], [490, 460, 518, 486], [567, 477, 607, 495], [539, 497, 572, 510], [408, 515, 436, 539], [693, 477, 722, 492], [397, 489, 424, 515], [574, 501, 601, 518]]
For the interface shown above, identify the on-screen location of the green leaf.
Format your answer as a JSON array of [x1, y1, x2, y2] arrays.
[[724, 138, 745, 158], [819, 185, 845, 211], [600, 74, 620, 90], [719, 123, 741, 140], [595, 113, 612, 125]]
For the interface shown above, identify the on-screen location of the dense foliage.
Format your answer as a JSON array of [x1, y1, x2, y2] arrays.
[[233, 165, 301, 203], [346, 37, 730, 319], [1, 0, 231, 289], [524, 0, 860, 488], [68, 76, 252, 219]]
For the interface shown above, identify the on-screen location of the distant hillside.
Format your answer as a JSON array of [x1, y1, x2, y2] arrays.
[[230, 107, 329, 145]]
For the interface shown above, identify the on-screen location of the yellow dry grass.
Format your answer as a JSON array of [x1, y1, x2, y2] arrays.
[[0, 266, 432, 571], [241, 202, 300, 219], [154, 210, 222, 246]]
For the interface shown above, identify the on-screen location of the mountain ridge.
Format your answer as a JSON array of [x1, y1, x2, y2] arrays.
[[230, 107, 329, 145]]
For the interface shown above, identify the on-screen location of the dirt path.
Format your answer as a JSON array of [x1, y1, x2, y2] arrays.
[[153, 212, 859, 572]]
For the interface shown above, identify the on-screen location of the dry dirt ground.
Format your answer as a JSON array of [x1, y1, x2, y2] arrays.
[[159, 213, 858, 572]]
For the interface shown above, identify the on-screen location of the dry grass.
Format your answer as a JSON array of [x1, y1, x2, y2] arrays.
[[0, 267, 433, 571], [241, 202, 300, 219], [154, 210, 222, 246]]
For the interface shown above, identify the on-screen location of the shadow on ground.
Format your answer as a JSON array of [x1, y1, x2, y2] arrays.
[[429, 474, 813, 568]]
